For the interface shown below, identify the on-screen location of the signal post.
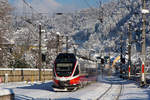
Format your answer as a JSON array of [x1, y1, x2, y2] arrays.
[[141, 0, 149, 86]]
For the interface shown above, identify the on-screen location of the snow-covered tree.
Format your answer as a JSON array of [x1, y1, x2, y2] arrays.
[[7, 0, 150, 68], [0, 0, 12, 67]]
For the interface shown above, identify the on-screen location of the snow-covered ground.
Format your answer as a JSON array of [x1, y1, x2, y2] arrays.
[[1, 75, 150, 100]]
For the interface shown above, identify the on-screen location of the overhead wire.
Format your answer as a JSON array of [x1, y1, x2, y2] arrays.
[[83, 0, 103, 9], [83, 0, 96, 11], [83, 0, 104, 23], [21, 0, 52, 27], [22, 0, 38, 14]]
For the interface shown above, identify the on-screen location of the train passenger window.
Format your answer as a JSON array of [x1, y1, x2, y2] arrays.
[[73, 66, 79, 76]]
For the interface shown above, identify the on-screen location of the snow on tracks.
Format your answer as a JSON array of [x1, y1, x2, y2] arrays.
[[1, 75, 150, 100], [96, 76, 124, 100]]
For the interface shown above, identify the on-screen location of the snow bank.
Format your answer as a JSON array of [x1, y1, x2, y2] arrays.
[[0, 89, 14, 96]]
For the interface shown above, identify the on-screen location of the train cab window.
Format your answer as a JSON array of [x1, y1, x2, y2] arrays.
[[56, 53, 76, 61], [73, 66, 79, 76]]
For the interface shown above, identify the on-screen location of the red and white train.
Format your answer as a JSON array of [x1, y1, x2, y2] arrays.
[[52, 53, 97, 91]]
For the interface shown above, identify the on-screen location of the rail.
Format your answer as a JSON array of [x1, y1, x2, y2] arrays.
[[116, 83, 124, 100], [97, 77, 124, 100], [97, 81, 112, 100]]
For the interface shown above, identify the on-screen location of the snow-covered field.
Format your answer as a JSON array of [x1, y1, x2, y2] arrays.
[[1, 75, 150, 100]]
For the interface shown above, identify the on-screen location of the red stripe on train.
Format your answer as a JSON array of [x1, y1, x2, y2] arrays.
[[70, 76, 80, 85]]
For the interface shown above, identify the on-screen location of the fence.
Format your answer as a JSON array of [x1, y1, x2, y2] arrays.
[[0, 68, 53, 83]]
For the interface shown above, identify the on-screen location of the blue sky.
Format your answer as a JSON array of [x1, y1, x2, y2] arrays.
[[8, 0, 112, 8], [8, 0, 112, 13], [55, 0, 111, 7]]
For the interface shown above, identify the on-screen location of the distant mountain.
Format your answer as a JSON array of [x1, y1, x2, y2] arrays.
[[9, 0, 150, 67], [51, 0, 150, 60]]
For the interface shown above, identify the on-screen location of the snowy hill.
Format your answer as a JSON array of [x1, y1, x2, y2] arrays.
[[7, 0, 150, 67]]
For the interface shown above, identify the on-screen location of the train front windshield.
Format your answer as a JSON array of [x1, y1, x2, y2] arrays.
[[55, 53, 76, 77], [55, 63, 74, 77]]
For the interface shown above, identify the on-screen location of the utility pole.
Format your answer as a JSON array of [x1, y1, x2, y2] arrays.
[[120, 32, 124, 78], [66, 35, 68, 53], [141, 0, 148, 85], [98, 0, 103, 23], [73, 46, 77, 56], [120, 33, 123, 64], [56, 35, 60, 55], [128, 22, 132, 79], [0, 34, 2, 66], [38, 24, 42, 81]]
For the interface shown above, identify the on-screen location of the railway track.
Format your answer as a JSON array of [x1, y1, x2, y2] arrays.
[[97, 77, 124, 100], [96, 81, 112, 100], [116, 83, 124, 100]]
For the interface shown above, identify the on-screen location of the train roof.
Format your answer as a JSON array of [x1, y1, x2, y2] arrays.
[[76, 54, 96, 62], [55, 53, 76, 61]]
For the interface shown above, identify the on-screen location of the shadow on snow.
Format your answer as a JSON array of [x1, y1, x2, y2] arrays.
[[16, 81, 54, 92]]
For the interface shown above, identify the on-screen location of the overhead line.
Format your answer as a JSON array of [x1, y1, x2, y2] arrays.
[[22, 0, 42, 16], [83, 0, 95, 10], [21, 0, 51, 26]]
